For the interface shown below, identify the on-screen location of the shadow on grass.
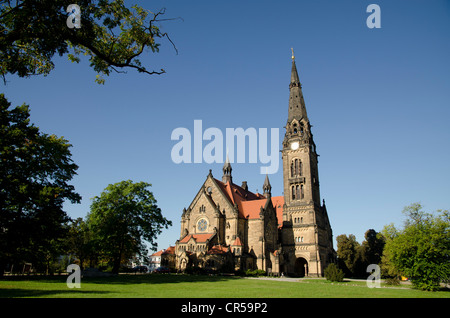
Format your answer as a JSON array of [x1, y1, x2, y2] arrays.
[[0, 288, 110, 298], [82, 273, 240, 285], [1, 273, 240, 286]]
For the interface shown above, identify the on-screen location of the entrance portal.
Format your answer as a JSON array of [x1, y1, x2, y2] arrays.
[[294, 257, 308, 277]]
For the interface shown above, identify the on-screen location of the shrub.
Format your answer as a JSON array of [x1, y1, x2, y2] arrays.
[[245, 269, 266, 277], [324, 263, 345, 282], [384, 277, 400, 286]]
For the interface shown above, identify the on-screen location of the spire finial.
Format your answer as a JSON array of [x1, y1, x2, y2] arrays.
[[291, 48, 295, 61], [222, 149, 232, 183]]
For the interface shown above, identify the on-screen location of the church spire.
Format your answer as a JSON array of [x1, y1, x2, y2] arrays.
[[222, 153, 232, 183], [288, 49, 308, 123], [262, 174, 272, 198]]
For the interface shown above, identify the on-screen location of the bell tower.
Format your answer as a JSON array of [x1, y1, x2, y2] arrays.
[[281, 49, 335, 277]]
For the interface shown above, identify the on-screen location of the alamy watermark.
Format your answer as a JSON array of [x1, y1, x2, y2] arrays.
[[366, 264, 381, 288], [171, 120, 280, 174], [366, 4, 381, 29], [66, 264, 81, 288], [66, 4, 81, 29]]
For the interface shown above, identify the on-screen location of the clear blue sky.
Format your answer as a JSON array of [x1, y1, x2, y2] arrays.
[[2, 0, 450, 251]]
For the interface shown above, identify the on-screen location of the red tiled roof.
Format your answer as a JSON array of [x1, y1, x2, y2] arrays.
[[179, 233, 214, 243], [214, 179, 262, 208], [213, 179, 284, 223], [238, 196, 284, 225], [151, 250, 164, 256], [152, 246, 176, 256], [162, 246, 175, 255], [207, 245, 229, 255], [231, 237, 243, 246]]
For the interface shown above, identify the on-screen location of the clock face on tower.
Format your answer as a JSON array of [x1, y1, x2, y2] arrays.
[[197, 218, 208, 232], [290, 141, 299, 150]]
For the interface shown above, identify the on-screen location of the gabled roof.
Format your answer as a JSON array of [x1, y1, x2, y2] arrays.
[[231, 237, 243, 246], [213, 178, 280, 220], [151, 250, 164, 256], [179, 233, 214, 244], [239, 195, 284, 225], [207, 245, 229, 255], [214, 178, 263, 207], [151, 246, 175, 256], [162, 246, 175, 255]]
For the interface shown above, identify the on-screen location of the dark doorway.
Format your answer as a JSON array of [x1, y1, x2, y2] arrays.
[[294, 257, 308, 277]]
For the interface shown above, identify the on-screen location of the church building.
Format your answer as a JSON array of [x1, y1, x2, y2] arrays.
[[169, 53, 335, 276]]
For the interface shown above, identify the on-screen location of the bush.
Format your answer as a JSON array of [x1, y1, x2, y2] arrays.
[[324, 263, 345, 282], [384, 277, 400, 286], [245, 269, 266, 277]]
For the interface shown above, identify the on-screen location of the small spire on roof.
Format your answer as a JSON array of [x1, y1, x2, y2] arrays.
[[263, 174, 272, 198], [291, 47, 295, 60], [222, 151, 232, 183]]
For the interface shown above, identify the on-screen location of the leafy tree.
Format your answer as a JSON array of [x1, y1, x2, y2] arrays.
[[0, 0, 178, 84], [87, 180, 172, 274], [336, 230, 386, 278], [67, 217, 97, 270], [336, 234, 360, 277], [353, 229, 386, 277], [0, 94, 81, 276], [381, 203, 450, 291], [361, 229, 385, 265]]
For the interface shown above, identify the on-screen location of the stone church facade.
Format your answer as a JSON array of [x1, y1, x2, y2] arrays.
[[169, 54, 335, 276]]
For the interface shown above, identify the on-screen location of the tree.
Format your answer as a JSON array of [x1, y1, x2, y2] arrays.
[[336, 234, 360, 277], [87, 180, 172, 274], [0, 94, 81, 276], [67, 218, 96, 270], [382, 203, 450, 291], [0, 0, 178, 84], [354, 229, 386, 277], [361, 229, 385, 265]]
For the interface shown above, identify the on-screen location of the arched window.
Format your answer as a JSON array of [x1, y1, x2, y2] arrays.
[[290, 162, 294, 177], [300, 184, 304, 199], [291, 185, 296, 200], [296, 185, 300, 199], [300, 217, 303, 224]]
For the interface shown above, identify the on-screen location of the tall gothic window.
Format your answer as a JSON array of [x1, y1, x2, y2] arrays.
[[291, 185, 295, 200], [291, 159, 302, 177]]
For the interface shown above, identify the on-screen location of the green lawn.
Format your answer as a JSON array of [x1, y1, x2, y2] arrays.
[[0, 274, 449, 298]]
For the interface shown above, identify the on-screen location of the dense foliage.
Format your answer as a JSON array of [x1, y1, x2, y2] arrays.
[[381, 203, 450, 291], [0, 94, 80, 275], [0, 0, 177, 84], [86, 180, 172, 274], [336, 229, 385, 278]]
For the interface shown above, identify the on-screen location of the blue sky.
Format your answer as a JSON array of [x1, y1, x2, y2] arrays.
[[2, 0, 450, 251]]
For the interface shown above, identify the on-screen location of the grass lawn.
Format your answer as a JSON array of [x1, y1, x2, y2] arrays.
[[0, 274, 449, 298]]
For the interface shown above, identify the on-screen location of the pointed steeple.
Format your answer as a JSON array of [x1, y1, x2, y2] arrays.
[[288, 49, 308, 123], [222, 153, 232, 183], [262, 174, 272, 198]]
